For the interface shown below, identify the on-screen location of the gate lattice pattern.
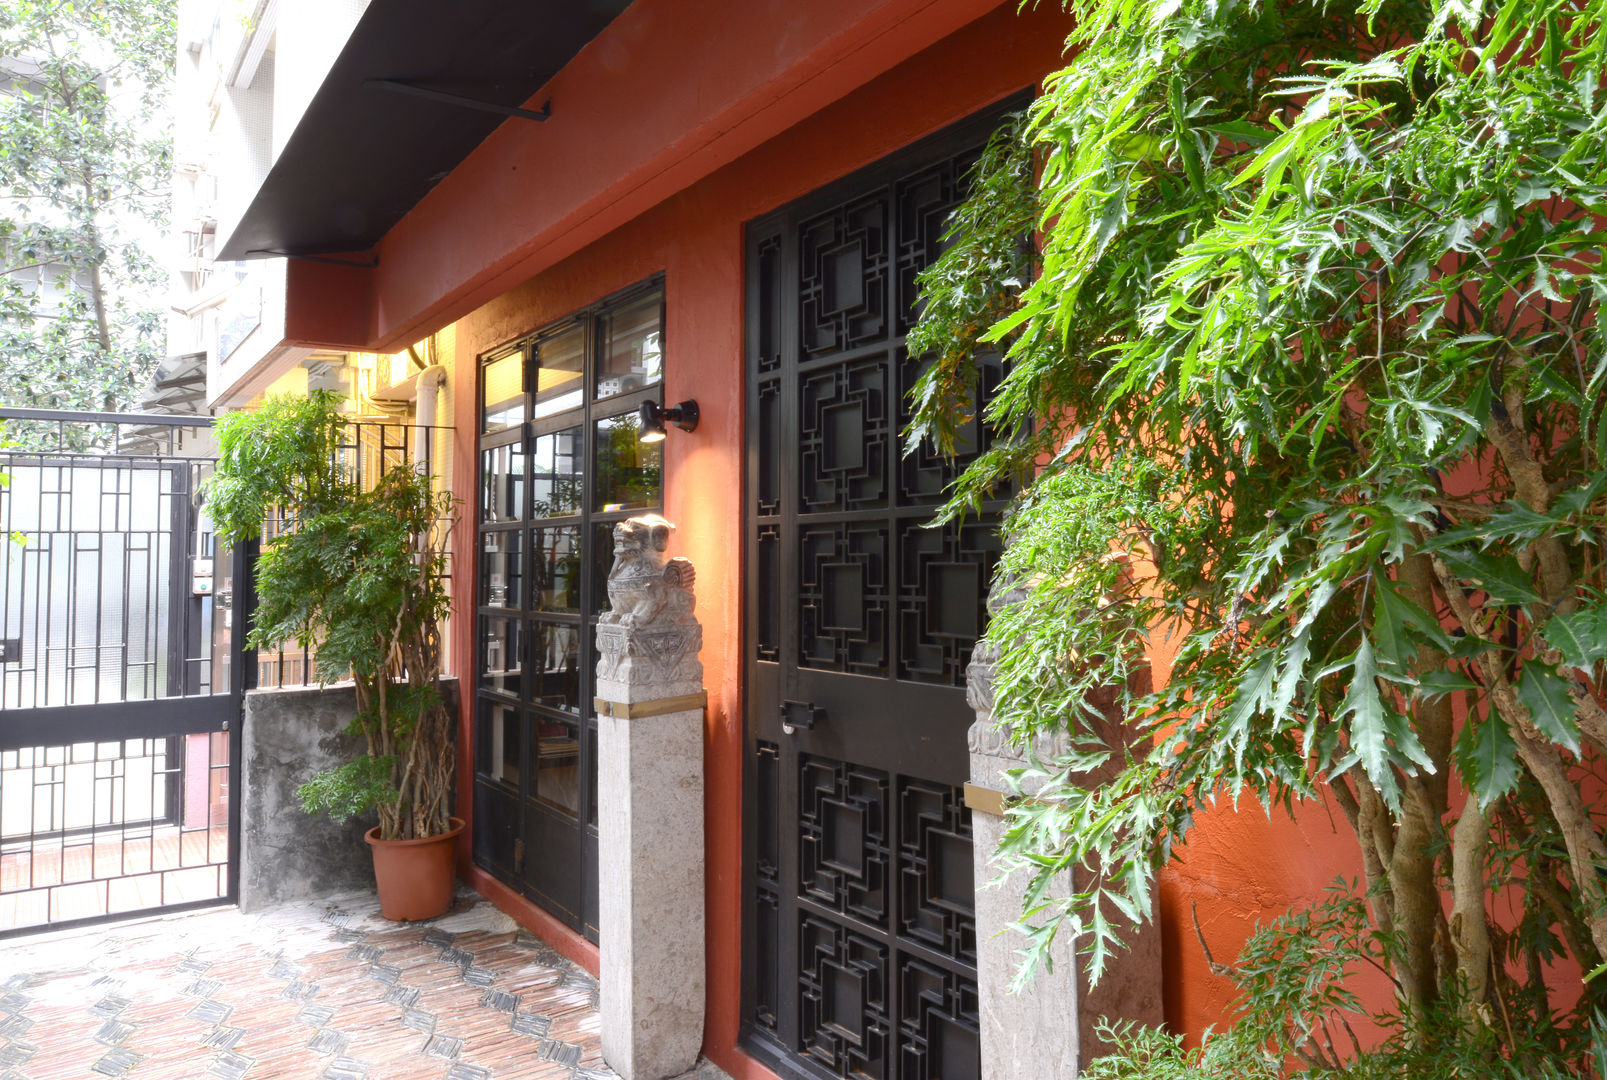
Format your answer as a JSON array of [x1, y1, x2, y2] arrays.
[[0, 412, 234, 934]]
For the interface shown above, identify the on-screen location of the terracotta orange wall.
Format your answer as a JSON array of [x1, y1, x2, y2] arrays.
[[433, 4, 1079, 1075], [286, 0, 1044, 354]]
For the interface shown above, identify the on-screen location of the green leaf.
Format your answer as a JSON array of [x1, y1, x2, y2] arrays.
[[1370, 578, 1416, 672], [1202, 120, 1277, 146], [1516, 663, 1582, 754], [980, 297, 1048, 343], [1459, 713, 1521, 809], [1413, 669, 1479, 702], [1436, 550, 1542, 606], [1543, 605, 1607, 673], [1272, 623, 1313, 719], [1340, 637, 1396, 806], [1374, 574, 1455, 656], [1221, 651, 1280, 767]]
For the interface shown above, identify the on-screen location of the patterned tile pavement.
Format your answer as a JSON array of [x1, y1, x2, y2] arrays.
[[0, 890, 618, 1080]]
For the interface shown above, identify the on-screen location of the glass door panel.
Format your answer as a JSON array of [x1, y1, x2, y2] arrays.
[[482, 442, 527, 523], [475, 279, 667, 942], [595, 413, 661, 512], [480, 529, 523, 609], [531, 427, 583, 518], [531, 526, 582, 611], [535, 718, 582, 817], [534, 326, 585, 419], [478, 616, 522, 698]]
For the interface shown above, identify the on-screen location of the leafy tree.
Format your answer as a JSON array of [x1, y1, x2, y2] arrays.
[[911, 0, 1607, 1067], [0, 0, 175, 421], [207, 391, 460, 841]]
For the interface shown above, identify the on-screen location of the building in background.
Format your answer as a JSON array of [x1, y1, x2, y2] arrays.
[[170, 0, 397, 415]]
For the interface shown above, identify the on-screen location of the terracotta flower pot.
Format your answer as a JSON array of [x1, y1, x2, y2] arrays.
[[364, 816, 465, 921]]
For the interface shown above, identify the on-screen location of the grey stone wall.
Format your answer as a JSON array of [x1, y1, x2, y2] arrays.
[[239, 682, 374, 913], [237, 678, 459, 913]]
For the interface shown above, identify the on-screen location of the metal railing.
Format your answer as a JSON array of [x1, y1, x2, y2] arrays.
[[0, 406, 216, 458], [252, 418, 450, 690]]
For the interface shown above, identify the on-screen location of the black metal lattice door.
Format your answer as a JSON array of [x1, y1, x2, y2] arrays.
[[0, 411, 245, 937], [742, 106, 1016, 1080]]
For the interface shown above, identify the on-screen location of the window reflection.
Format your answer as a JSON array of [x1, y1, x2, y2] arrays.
[[531, 527, 581, 611], [480, 530, 522, 609], [596, 296, 663, 400], [536, 718, 580, 817], [481, 442, 526, 523], [477, 702, 522, 787], [529, 621, 580, 714], [595, 413, 661, 512], [479, 617, 522, 697], [531, 428, 582, 518], [482, 351, 524, 433], [534, 326, 585, 419], [591, 520, 616, 614]]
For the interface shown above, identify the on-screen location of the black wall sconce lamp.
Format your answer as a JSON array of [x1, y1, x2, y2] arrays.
[[638, 399, 699, 443]]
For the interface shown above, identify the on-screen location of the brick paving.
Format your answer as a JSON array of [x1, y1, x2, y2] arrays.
[[0, 891, 616, 1080]]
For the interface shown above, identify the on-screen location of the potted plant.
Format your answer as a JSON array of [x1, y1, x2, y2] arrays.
[[207, 390, 461, 920]]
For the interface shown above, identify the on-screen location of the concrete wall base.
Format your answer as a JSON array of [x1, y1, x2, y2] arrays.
[[239, 679, 458, 913], [240, 682, 375, 912]]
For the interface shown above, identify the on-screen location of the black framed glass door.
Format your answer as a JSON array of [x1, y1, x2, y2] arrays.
[[475, 279, 665, 939], [741, 106, 1018, 1080]]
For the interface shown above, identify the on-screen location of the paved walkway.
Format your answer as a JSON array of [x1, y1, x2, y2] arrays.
[[0, 891, 615, 1080]]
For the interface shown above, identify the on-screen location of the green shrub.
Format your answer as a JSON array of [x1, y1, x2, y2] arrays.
[[208, 391, 458, 841]]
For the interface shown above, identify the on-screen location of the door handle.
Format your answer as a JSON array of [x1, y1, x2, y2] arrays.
[[779, 700, 824, 736]]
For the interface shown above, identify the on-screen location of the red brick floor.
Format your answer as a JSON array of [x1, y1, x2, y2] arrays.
[[0, 891, 614, 1079]]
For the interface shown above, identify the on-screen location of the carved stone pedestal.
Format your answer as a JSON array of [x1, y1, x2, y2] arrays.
[[965, 629, 1163, 1078], [594, 516, 707, 1080]]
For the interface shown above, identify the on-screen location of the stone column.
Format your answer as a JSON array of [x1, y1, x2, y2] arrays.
[[964, 606, 1163, 1077], [594, 515, 707, 1080]]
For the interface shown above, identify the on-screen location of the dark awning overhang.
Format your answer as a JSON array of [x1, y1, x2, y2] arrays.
[[216, 0, 633, 263]]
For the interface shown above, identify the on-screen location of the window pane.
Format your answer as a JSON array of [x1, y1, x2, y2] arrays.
[[586, 722, 598, 826], [595, 294, 662, 400], [531, 526, 582, 611], [592, 520, 616, 614], [479, 617, 522, 697], [533, 326, 585, 419], [481, 442, 526, 523], [535, 718, 580, 817], [529, 621, 581, 714], [595, 413, 662, 512], [531, 427, 583, 518], [482, 352, 524, 433], [480, 530, 523, 609], [476, 700, 522, 787]]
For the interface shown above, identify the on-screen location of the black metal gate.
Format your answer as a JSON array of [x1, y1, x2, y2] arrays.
[[742, 107, 1014, 1080], [0, 408, 245, 936]]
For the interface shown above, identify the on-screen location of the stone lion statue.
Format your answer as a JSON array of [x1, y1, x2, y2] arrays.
[[599, 513, 696, 628]]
